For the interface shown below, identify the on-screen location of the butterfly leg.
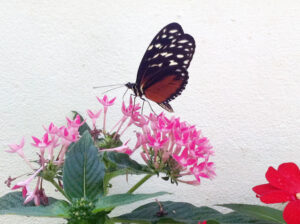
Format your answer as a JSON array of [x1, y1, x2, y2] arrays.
[[141, 100, 145, 115], [130, 94, 137, 115], [122, 88, 129, 101], [140, 97, 157, 115]]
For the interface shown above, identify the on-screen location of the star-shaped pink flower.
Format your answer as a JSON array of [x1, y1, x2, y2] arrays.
[[97, 95, 116, 108], [5, 137, 25, 156]]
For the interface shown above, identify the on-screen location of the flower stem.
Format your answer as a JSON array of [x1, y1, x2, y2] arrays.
[[50, 179, 72, 202], [127, 174, 153, 194]]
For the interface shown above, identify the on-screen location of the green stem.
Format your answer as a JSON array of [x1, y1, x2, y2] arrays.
[[127, 174, 153, 194], [50, 179, 72, 202]]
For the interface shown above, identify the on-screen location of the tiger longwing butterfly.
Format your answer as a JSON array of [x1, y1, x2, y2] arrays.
[[125, 22, 195, 112]]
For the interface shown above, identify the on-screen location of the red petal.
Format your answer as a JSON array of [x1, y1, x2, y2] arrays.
[[278, 163, 300, 193], [259, 190, 290, 203], [283, 201, 300, 224], [266, 167, 293, 193], [253, 184, 278, 195]]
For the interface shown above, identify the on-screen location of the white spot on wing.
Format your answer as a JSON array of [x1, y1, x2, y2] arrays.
[[155, 43, 162, 48], [169, 29, 178, 33], [184, 60, 189, 64], [148, 45, 153, 50], [177, 54, 184, 58], [178, 39, 188, 43], [169, 60, 178, 66], [153, 53, 159, 59]]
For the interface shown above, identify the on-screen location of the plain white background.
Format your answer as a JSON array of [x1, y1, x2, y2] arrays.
[[0, 1, 299, 223]]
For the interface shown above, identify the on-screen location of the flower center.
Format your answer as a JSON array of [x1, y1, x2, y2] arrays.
[[296, 193, 300, 200]]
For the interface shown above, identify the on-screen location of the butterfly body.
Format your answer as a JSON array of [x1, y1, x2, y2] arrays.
[[127, 23, 195, 112]]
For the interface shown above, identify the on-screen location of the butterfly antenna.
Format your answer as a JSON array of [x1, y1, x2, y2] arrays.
[[101, 85, 125, 94], [93, 83, 124, 89]]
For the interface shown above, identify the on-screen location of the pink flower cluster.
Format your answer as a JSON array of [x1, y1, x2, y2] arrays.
[[104, 96, 216, 185], [5, 95, 118, 206], [133, 113, 215, 185], [5, 115, 84, 205]]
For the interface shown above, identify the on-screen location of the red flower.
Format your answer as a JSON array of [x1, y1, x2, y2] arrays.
[[198, 221, 207, 224], [253, 162, 300, 224]]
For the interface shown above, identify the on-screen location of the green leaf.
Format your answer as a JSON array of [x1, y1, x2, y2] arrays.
[[113, 201, 222, 224], [0, 192, 69, 218], [93, 192, 168, 213], [63, 131, 105, 200], [100, 151, 153, 195], [101, 151, 152, 174], [214, 211, 278, 224], [72, 111, 91, 135], [218, 204, 285, 224]]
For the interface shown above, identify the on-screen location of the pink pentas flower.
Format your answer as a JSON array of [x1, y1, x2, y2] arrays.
[[66, 114, 85, 128], [97, 95, 116, 108], [173, 147, 196, 167], [190, 162, 216, 182], [97, 95, 116, 133], [147, 132, 168, 150], [32, 133, 51, 150], [12, 167, 43, 198], [6, 137, 34, 169], [5, 137, 25, 155], [58, 126, 79, 146], [24, 186, 40, 205], [134, 132, 148, 150], [121, 97, 141, 117], [87, 109, 102, 128], [43, 122, 58, 135], [24, 177, 46, 206], [174, 130, 189, 147]]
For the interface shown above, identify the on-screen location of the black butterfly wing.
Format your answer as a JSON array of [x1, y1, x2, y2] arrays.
[[136, 23, 195, 108]]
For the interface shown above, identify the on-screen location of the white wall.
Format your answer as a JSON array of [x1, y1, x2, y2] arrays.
[[0, 1, 299, 223]]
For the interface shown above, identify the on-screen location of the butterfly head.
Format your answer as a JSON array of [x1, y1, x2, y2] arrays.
[[125, 82, 142, 97]]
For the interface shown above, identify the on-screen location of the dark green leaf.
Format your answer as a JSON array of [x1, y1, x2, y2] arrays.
[[100, 151, 153, 195], [72, 111, 91, 135], [93, 192, 168, 213], [101, 151, 152, 174], [0, 192, 69, 218], [218, 204, 285, 224], [215, 211, 279, 224], [113, 201, 221, 224], [63, 131, 105, 200]]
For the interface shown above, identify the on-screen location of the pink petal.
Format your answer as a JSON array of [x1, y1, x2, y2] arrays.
[[32, 136, 41, 145]]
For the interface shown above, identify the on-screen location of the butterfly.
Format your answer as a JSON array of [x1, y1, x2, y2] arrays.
[[125, 22, 196, 112]]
